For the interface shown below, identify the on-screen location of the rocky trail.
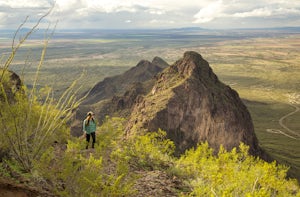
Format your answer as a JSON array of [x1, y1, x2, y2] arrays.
[[0, 179, 55, 197]]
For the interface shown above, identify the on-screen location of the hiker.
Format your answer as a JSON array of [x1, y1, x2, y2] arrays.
[[83, 111, 96, 149]]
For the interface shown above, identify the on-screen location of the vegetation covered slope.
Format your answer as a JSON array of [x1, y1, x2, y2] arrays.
[[1, 64, 299, 196], [1, 115, 300, 196]]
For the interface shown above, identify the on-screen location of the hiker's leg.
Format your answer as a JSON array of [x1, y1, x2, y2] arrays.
[[86, 133, 91, 149], [91, 132, 96, 148]]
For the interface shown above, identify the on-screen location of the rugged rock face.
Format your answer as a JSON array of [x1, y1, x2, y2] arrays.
[[126, 51, 263, 156], [151, 56, 169, 69], [73, 51, 264, 157], [82, 58, 168, 105], [71, 58, 168, 136]]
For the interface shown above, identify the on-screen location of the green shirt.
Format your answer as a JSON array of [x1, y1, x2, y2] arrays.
[[83, 119, 96, 134]]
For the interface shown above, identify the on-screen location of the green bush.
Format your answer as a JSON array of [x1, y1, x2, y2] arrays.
[[0, 83, 80, 172], [34, 117, 136, 197], [58, 148, 112, 197], [176, 143, 300, 196], [112, 129, 175, 170]]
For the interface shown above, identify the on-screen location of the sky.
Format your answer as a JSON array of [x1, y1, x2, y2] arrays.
[[0, 0, 300, 30]]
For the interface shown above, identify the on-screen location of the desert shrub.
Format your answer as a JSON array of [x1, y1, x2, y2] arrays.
[[94, 116, 127, 156], [176, 143, 300, 196], [112, 129, 176, 170], [34, 117, 136, 197], [0, 80, 80, 172], [0, 10, 82, 175], [59, 144, 134, 197]]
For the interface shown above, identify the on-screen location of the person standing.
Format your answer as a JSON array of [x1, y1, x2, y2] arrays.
[[83, 111, 96, 149]]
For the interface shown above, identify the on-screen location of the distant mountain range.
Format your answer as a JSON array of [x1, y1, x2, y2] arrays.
[[1, 26, 299, 40]]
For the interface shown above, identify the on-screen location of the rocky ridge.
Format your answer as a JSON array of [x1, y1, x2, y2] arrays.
[[126, 51, 263, 156], [75, 51, 265, 157], [71, 57, 169, 136]]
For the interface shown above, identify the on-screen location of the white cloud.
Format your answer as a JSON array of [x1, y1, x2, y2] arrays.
[[193, 0, 224, 23], [148, 9, 165, 15], [273, 7, 300, 16], [192, 0, 300, 25], [0, 12, 6, 25], [0, 0, 51, 8], [1, 0, 300, 29], [55, 0, 81, 12], [233, 7, 272, 18], [54, 0, 207, 17], [150, 19, 174, 24], [80, 0, 141, 13], [232, 6, 300, 18]]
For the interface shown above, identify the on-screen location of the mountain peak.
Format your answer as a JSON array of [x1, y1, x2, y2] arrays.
[[74, 51, 266, 159], [126, 51, 264, 157], [72, 57, 167, 136], [172, 51, 218, 84], [183, 50, 203, 60], [136, 60, 152, 67], [152, 56, 169, 68]]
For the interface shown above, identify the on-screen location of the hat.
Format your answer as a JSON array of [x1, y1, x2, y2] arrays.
[[87, 111, 94, 116]]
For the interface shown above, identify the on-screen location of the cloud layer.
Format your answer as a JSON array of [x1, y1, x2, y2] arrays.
[[0, 0, 300, 29]]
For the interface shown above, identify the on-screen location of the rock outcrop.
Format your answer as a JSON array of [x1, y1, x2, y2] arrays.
[[0, 69, 23, 103], [126, 51, 263, 156], [74, 51, 264, 157], [82, 58, 168, 105], [71, 57, 169, 136]]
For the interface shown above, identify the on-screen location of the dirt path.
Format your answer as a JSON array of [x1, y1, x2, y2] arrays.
[[0, 179, 55, 197], [266, 129, 298, 139], [278, 103, 300, 137], [266, 102, 300, 140]]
